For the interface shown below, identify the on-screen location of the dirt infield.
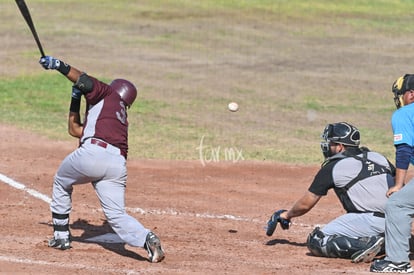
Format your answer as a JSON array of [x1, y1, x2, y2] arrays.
[[0, 124, 385, 274], [4, 1, 414, 273]]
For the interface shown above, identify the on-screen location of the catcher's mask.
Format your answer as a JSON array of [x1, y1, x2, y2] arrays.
[[110, 79, 138, 108], [320, 122, 360, 158], [392, 74, 414, 109]]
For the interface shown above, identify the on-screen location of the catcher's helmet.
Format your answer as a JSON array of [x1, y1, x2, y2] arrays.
[[392, 74, 414, 109], [321, 122, 360, 158], [110, 79, 137, 107]]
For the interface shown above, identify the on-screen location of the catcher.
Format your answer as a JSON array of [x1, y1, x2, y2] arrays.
[[266, 122, 395, 263]]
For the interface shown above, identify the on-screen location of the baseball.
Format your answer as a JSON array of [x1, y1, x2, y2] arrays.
[[228, 102, 239, 112]]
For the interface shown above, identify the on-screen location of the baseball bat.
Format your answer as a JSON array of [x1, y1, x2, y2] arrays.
[[15, 0, 45, 57]]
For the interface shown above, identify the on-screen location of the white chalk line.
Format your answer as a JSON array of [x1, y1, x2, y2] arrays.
[[126, 207, 263, 223], [0, 172, 262, 223], [0, 172, 266, 224], [124, 207, 319, 232], [0, 172, 320, 272], [0, 173, 51, 204], [0, 255, 143, 275], [0, 172, 319, 227]]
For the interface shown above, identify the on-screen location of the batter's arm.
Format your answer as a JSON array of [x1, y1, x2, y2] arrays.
[[65, 66, 83, 84], [38, 55, 85, 85], [68, 86, 83, 138], [68, 111, 83, 138], [280, 191, 321, 220]]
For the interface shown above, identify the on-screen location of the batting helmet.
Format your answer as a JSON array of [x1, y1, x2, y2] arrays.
[[110, 79, 137, 107], [321, 122, 360, 158], [392, 74, 414, 109]]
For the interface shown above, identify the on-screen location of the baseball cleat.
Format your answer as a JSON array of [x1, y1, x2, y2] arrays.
[[144, 232, 165, 263], [351, 236, 384, 263], [48, 237, 71, 250]]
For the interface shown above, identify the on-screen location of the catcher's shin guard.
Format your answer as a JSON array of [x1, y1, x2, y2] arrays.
[[306, 227, 381, 259], [307, 227, 327, 257]]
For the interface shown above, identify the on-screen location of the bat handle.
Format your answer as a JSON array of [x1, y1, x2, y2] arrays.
[[37, 41, 45, 57]]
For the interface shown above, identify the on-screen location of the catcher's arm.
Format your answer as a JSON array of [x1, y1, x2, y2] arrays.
[[282, 191, 321, 219]]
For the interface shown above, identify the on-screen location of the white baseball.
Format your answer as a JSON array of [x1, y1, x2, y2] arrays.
[[228, 102, 239, 112]]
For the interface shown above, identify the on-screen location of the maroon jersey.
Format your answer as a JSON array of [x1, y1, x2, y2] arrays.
[[80, 76, 128, 157]]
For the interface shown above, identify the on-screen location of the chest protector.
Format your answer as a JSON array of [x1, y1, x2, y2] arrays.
[[330, 149, 392, 213]]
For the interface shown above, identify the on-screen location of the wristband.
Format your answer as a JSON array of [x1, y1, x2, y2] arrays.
[[57, 61, 71, 75], [69, 97, 81, 113]]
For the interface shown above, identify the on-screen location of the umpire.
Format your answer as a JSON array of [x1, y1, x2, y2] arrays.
[[266, 122, 395, 263]]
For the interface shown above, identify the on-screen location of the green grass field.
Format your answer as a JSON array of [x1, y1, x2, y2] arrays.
[[2, 0, 414, 163]]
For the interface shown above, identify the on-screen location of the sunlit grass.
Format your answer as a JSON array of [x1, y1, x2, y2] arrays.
[[1, 0, 411, 163]]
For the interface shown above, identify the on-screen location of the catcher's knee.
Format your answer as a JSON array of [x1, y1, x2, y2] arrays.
[[307, 227, 347, 258], [307, 227, 364, 259], [307, 227, 328, 257]]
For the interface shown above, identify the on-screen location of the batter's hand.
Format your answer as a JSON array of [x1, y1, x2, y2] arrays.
[[266, 209, 290, 236], [39, 56, 61, 70]]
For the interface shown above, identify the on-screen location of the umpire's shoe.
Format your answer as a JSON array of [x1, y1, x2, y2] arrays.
[[370, 259, 413, 273], [48, 237, 71, 250], [144, 232, 165, 263], [351, 236, 384, 263]]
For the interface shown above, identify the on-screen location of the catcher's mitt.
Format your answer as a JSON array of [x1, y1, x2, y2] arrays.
[[266, 209, 290, 236]]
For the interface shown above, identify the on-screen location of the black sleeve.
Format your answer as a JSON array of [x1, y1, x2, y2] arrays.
[[308, 161, 336, 196], [69, 97, 81, 113]]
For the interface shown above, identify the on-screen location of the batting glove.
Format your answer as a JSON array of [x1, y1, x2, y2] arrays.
[[39, 56, 61, 70], [265, 209, 290, 236]]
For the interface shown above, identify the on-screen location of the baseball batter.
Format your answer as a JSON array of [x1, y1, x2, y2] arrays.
[[39, 55, 165, 263], [266, 122, 396, 263]]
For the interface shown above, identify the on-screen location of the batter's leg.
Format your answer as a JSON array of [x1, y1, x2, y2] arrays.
[[49, 148, 96, 243], [93, 175, 150, 247]]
